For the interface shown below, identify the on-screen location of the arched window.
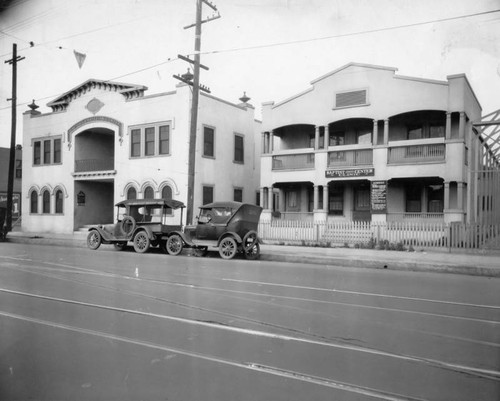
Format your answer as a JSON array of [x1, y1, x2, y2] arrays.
[[127, 187, 137, 200], [55, 190, 63, 214], [30, 191, 38, 214], [161, 186, 173, 215], [42, 190, 50, 214], [144, 186, 154, 199]]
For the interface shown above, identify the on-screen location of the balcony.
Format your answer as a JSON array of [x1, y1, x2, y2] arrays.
[[272, 153, 315, 170], [75, 158, 114, 172], [328, 149, 373, 167], [388, 143, 445, 164]]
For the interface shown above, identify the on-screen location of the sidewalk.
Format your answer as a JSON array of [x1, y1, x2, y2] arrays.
[[4, 230, 500, 278]]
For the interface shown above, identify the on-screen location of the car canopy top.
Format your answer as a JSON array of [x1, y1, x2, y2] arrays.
[[199, 202, 262, 225], [115, 198, 185, 209]]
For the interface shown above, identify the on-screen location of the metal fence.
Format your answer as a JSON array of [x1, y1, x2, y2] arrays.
[[258, 219, 500, 250]]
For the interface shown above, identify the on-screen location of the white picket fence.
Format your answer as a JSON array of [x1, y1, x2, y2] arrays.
[[258, 220, 500, 250]]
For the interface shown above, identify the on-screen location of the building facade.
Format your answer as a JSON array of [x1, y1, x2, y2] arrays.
[[0, 146, 22, 221], [22, 80, 261, 234], [260, 63, 486, 224]]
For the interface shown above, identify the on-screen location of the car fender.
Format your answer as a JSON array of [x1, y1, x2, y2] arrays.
[[218, 231, 242, 246], [133, 226, 156, 240], [161, 230, 191, 245], [88, 226, 114, 243]]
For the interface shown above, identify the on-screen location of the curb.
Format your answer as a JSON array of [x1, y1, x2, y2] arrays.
[[4, 235, 499, 278]]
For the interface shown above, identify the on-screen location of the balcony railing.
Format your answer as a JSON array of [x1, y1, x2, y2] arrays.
[[387, 213, 444, 222], [388, 144, 445, 164], [75, 158, 114, 172], [272, 153, 315, 170], [328, 149, 373, 167]]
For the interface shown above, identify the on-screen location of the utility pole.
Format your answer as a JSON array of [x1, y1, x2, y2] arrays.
[[176, 0, 219, 224], [4, 43, 25, 235]]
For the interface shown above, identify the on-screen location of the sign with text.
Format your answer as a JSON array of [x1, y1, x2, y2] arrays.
[[325, 168, 374, 178], [0, 193, 21, 218], [370, 180, 387, 213]]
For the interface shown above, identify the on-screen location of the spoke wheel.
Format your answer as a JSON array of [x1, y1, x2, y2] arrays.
[[244, 242, 260, 260], [87, 230, 102, 250], [219, 237, 237, 260], [133, 231, 150, 253], [166, 234, 183, 256]]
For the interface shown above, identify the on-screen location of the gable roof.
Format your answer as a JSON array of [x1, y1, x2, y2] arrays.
[[47, 79, 148, 112], [310, 62, 398, 85]]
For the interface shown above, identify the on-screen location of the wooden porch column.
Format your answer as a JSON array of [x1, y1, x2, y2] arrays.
[[314, 126, 320, 150], [313, 185, 319, 210], [324, 125, 329, 148], [373, 119, 378, 145], [457, 182, 464, 210], [270, 130, 274, 152], [260, 187, 265, 208], [323, 185, 329, 212], [267, 186, 274, 211], [445, 112, 452, 140], [444, 182, 450, 210], [383, 119, 389, 144], [459, 112, 466, 139]]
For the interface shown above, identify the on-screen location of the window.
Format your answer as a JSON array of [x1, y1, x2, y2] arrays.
[[407, 124, 445, 140], [15, 160, 22, 179], [55, 190, 63, 214], [33, 137, 62, 165], [356, 130, 372, 144], [30, 191, 38, 213], [203, 127, 215, 157], [145, 127, 155, 156], [54, 139, 61, 163], [43, 140, 51, 164], [129, 122, 171, 158], [234, 188, 243, 202], [408, 126, 423, 140], [127, 187, 137, 200], [33, 142, 41, 165], [354, 188, 370, 211], [428, 185, 444, 213], [329, 131, 345, 146], [287, 190, 298, 209], [42, 190, 50, 214], [144, 186, 154, 199], [159, 125, 170, 155], [234, 134, 244, 163], [335, 89, 367, 108], [329, 186, 344, 215], [203, 186, 214, 205], [429, 125, 445, 138], [406, 186, 421, 212]]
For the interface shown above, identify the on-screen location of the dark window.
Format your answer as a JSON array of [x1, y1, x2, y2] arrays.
[[144, 186, 154, 199], [203, 186, 214, 205], [407, 126, 423, 140], [54, 138, 61, 163], [15, 159, 22, 179], [429, 125, 445, 138], [329, 131, 345, 146], [328, 186, 344, 215], [43, 140, 51, 164], [203, 127, 214, 157], [406, 186, 421, 212], [234, 188, 243, 202], [30, 191, 38, 213], [42, 190, 50, 214], [159, 125, 170, 155], [354, 188, 370, 211], [131, 129, 141, 157], [162, 186, 173, 214], [55, 190, 63, 214], [234, 135, 244, 163], [428, 185, 444, 213], [34, 141, 41, 165], [127, 187, 137, 200], [145, 127, 155, 156]]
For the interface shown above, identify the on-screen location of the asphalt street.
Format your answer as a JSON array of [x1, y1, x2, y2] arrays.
[[0, 242, 499, 401]]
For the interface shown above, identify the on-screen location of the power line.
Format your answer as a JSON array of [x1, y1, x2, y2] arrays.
[[195, 8, 500, 56]]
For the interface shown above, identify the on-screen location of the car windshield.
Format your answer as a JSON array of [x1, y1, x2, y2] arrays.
[[198, 207, 234, 224]]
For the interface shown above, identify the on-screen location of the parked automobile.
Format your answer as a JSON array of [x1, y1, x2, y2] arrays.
[[165, 201, 263, 260], [87, 198, 185, 253]]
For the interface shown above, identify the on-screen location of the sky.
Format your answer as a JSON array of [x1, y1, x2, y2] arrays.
[[1, 0, 500, 148]]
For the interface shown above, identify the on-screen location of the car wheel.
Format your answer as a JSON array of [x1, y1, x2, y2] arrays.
[[133, 231, 150, 253], [244, 242, 260, 260], [120, 216, 136, 236], [87, 230, 102, 250], [219, 237, 237, 260], [114, 242, 127, 251], [166, 234, 183, 256]]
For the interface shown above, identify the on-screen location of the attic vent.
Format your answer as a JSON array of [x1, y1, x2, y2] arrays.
[[335, 90, 367, 108]]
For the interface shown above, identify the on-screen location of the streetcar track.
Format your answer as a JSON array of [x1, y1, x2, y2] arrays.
[[1, 287, 499, 382], [0, 309, 427, 401]]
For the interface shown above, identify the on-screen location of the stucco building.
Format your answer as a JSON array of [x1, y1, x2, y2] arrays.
[[260, 62, 487, 224], [22, 80, 261, 234]]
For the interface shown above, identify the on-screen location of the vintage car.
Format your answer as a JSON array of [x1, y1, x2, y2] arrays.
[[87, 198, 185, 253], [165, 201, 263, 260]]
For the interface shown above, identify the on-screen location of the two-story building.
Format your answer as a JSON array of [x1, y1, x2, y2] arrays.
[[22, 80, 261, 234], [260, 62, 484, 225]]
